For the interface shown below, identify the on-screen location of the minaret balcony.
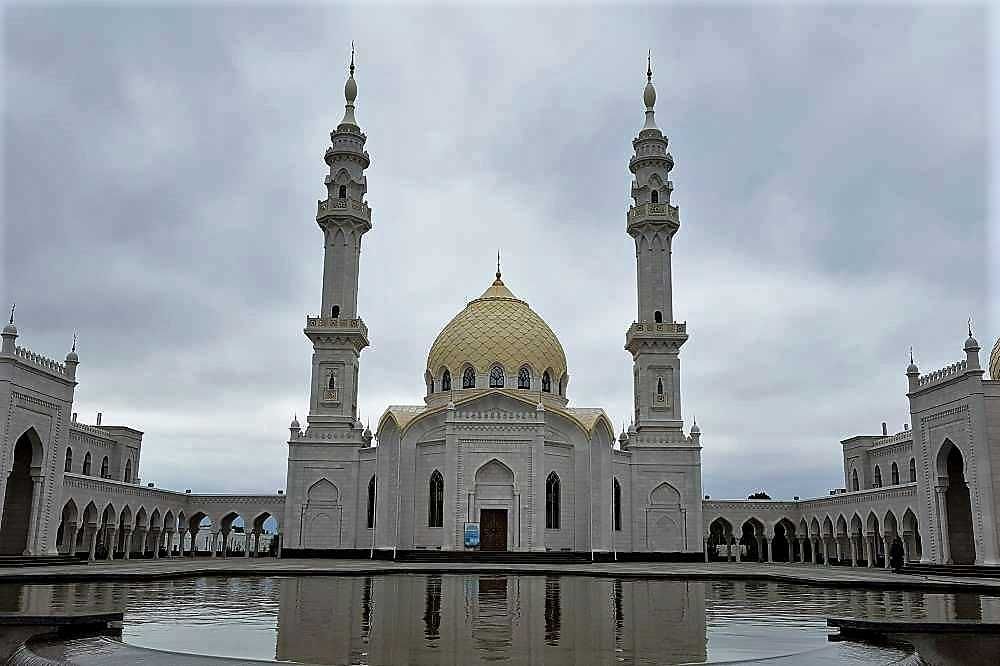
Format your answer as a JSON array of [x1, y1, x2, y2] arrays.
[[305, 316, 369, 336], [625, 321, 688, 355], [626, 202, 680, 234], [317, 197, 372, 224]]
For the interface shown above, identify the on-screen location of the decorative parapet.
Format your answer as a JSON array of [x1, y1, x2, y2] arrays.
[[627, 202, 680, 224], [627, 429, 698, 447], [316, 197, 371, 222], [871, 429, 913, 447], [917, 359, 968, 389], [797, 483, 916, 510], [627, 321, 686, 336], [10, 345, 67, 377], [69, 423, 116, 446], [305, 316, 368, 337]]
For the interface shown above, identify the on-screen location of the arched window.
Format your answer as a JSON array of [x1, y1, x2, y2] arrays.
[[462, 367, 476, 389], [367, 476, 376, 528], [851, 469, 859, 491], [545, 472, 561, 529], [338, 185, 347, 199], [541, 371, 551, 393], [83, 452, 92, 476], [100, 456, 109, 479], [489, 366, 505, 388], [613, 478, 622, 531], [331, 305, 340, 318], [518, 366, 531, 390], [650, 189, 659, 204], [654, 310, 663, 324], [428, 471, 444, 528], [441, 370, 451, 392], [891, 462, 899, 486], [908, 458, 917, 483], [328, 372, 337, 389], [873, 465, 882, 488], [657, 377, 664, 395], [124, 459, 132, 483], [64, 448, 73, 473]]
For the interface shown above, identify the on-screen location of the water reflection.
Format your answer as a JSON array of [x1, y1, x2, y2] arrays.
[[2, 575, 998, 664]]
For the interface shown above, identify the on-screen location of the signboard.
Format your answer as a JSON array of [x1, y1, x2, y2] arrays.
[[463, 522, 480, 548]]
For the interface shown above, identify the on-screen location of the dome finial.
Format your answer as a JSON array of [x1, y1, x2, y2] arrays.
[[493, 250, 504, 285], [969, 315, 974, 339], [350, 40, 355, 77], [647, 49, 652, 83], [72, 332, 77, 353], [8, 303, 14, 326]]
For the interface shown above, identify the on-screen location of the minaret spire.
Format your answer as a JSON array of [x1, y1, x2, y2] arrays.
[[8, 304, 14, 325], [643, 51, 658, 130], [341, 42, 359, 127]]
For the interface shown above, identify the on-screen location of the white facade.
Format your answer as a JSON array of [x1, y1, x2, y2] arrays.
[[283, 57, 703, 556]]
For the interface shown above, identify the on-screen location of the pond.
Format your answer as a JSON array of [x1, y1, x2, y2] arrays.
[[4, 574, 997, 664]]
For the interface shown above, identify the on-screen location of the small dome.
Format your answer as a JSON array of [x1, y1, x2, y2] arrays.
[[618, 430, 628, 444], [691, 421, 701, 435], [2, 322, 16, 336], [965, 334, 980, 352], [907, 361, 919, 374], [426, 274, 568, 386], [990, 337, 1000, 380], [65, 350, 78, 363], [289, 415, 300, 429]]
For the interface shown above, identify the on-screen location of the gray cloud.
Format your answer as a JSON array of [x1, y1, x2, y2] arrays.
[[3, 4, 992, 499]]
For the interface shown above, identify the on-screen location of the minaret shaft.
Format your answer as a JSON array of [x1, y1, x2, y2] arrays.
[[624, 63, 688, 440], [304, 52, 372, 433]]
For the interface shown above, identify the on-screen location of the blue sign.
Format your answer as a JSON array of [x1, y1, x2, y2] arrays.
[[464, 522, 480, 548]]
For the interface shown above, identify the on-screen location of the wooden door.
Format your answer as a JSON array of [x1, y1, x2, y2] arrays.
[[480, 509, 508, 552]]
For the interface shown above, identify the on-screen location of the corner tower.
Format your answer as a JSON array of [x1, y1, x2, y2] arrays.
[[624, 58, 689, 441], [304, 47, 372, 433]]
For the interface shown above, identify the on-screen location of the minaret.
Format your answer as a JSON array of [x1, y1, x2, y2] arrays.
[[304, 45, 372, 433], [624, 56, 689, 440]]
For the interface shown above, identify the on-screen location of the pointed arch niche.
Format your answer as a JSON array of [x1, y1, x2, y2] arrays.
[[472, 459, 517, 551]]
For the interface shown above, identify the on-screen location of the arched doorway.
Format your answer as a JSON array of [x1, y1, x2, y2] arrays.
[[772, 520, 795, 562], [0, 430, 42, 555], [940, 442, 976, 564]]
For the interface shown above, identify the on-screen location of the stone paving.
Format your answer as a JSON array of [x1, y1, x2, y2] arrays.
[[1, 558, 999, 592]]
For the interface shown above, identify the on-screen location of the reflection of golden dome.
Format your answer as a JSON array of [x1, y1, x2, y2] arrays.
[[426, 274, 568, 381], [990, 337, 1000, 380]]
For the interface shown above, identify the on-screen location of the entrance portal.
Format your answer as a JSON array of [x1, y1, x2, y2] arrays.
[[480, 509, 508, 552], [0, 431, 40, 555], [942, 443, 976, 564]]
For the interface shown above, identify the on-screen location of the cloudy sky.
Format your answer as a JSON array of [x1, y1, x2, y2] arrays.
[[3, 4, 995, 499]]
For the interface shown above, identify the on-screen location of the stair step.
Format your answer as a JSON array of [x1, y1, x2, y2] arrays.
[[903, 563, 1000, 578]]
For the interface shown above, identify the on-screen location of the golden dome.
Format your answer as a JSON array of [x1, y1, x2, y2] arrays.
[[426, 273, 568, 384], [990, 337, 1000, 381]]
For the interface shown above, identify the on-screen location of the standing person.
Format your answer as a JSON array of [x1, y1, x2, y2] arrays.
[[889, 537, 905, 573]]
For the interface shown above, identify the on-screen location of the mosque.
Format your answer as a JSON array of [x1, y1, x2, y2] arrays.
[[2, 55, 999, 567]]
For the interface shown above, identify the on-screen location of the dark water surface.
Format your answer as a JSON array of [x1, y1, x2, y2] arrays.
[[3, 574, 997, 664]]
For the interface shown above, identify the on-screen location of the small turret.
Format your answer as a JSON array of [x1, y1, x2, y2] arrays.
[[2, 304, 17, 354], [906, 347, 920, 393], [362, 420, 373, 447], [64, 333, 79, 380], [965, 319, 982, 371], [289, 414, 301, 439]]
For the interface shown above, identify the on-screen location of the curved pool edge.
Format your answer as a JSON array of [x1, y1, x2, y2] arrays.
[[0, 559, 998, 593], [12, 635, 914, 666]]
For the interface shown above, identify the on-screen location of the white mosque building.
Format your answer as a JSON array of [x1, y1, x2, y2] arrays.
[[1, 55, 999, 567]]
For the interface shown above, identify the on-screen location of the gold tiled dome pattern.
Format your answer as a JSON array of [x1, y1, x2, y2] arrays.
[[990, 337, 1000, 381], [427, 276, 568, 380]]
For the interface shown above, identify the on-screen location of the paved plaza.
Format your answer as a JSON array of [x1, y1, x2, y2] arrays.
[[0, 558, 998, 593]]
